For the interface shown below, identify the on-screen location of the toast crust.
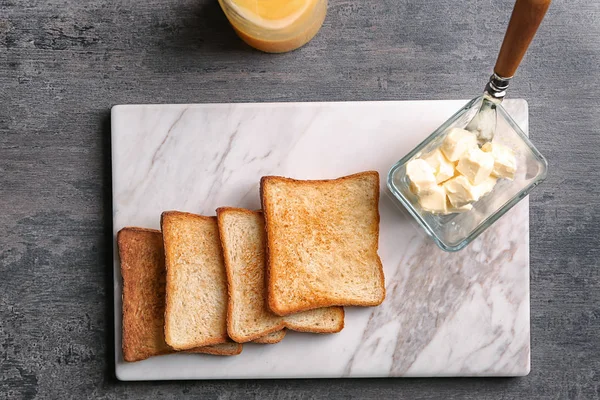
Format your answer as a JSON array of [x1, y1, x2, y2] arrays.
[[217, 207, 344, 342], [252, 329, 287, 344], [260, 171, 386, 316], [217, 207, 284, 343], [118, 227, 241, 361], [284, 307, 345, 333], [161, 211, 230, 350], [119, 227, 166, 362], [190, 342, 243, 356]]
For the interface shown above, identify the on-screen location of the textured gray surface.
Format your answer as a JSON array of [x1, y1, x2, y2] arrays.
[[0, 0, 598, 399]]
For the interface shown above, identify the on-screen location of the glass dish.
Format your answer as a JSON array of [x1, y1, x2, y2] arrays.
[[387, 96, 548, 252]]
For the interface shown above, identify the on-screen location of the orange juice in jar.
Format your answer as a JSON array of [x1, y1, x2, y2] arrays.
[[218, 0, 328, 53]]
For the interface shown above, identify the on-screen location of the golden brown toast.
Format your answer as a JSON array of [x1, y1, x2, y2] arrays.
[[161, 212, 230, 350], [118, 227, 241, 361], [217, 208, 344, 343], [189, 341, 242, 356], [260, 171, 386, 315], [252, 329, 286, 344]]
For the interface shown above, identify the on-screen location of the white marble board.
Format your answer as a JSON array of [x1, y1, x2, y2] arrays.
[[111, 99, 530, 380]]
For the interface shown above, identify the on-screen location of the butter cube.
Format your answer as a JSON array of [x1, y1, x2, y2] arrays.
[[444, 175, 497, 208], [444, 176, 478, 208], [406, 159, 436, 194], [418, 184, 448, 214], [440, 128, 478, 162], [453, 203, 473, 213], [482, 142, 517, 180], [474, 175, 498, 198], [456, 147, 495, 185], [423, 149, 456, 183]]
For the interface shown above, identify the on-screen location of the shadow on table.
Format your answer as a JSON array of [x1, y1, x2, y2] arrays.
[[100, 376, 523, 393], [100, 112, 116, 383], [158, 0, 251, 54]]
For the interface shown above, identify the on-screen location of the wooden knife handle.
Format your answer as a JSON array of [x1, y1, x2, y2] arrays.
[[494, 0, 551, 78]]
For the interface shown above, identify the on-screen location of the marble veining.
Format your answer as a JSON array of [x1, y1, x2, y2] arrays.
[[111, 99, 530, 380]]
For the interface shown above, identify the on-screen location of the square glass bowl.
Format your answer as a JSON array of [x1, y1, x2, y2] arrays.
[[387, 96, 548, 252]]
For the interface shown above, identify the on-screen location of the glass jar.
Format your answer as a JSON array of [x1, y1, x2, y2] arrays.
[[218, 0, 328, 53]]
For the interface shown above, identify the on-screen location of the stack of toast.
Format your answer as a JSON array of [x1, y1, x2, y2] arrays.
[[118, 171, 386, 362]]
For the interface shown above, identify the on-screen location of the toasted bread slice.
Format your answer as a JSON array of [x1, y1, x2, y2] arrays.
[[190, 342, 243, 356], [161, 212, 229, 350], [284, 308, 345, 332], [118, 227, 241, 361], [119, 227, 172, 362], [217, 208, 344, 343], [260, 171, 386, 315], [252, 330, 286, 344]]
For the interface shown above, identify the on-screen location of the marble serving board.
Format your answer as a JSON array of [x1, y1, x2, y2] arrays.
[[111, 99, 530, 380]]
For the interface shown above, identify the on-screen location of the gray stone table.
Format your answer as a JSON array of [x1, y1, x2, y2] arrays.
[[1, 0, 599, 399]]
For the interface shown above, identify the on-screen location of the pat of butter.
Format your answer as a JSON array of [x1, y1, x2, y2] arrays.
[[406, 129, 514, 215], [454, 203, 473, 213], [440, 128, 478, 162], [482, 142, 517, 180], [444, 176, 477, 207], [444, 175, 497, 208], [423, 149, 455, 183], [418, 184, 448, 214], [456, 147, 495, 185], [476, 176, 498, 198], [406, 159, 436, 194]]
